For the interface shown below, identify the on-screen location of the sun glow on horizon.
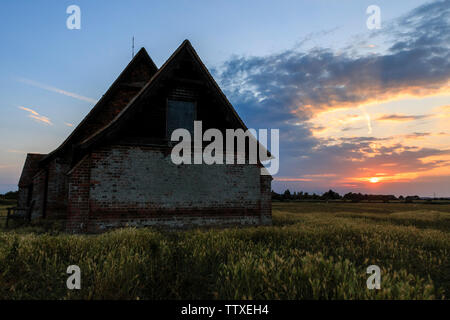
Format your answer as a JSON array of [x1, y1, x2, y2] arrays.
[[369, 177, 380, 183]]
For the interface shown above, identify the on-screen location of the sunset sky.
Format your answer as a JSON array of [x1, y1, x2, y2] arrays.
[[0, 0, 449, 196]]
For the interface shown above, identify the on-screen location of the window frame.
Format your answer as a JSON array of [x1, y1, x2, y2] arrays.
[[165, 98, 197, 143]]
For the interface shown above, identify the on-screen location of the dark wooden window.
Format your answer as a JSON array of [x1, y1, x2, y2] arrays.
[[167, 100, 196, 138]]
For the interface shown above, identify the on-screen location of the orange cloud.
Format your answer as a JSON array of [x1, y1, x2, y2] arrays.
[[292, 87, 450, 120], [18, 106, 39, 116], [403, 132, 431, 139], [350, 172, 420, 183], [18, 106, 53, 125]]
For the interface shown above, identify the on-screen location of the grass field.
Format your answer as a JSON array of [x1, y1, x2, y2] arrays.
[[0, 202, 449, 299]]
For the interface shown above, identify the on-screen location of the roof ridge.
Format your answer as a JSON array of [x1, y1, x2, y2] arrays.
[[75, 39, 271, 171], [78, 40, 193, 146], [78, 39, 249, 148], [182, 40, 247, 130], [40, 48, 158, 164]]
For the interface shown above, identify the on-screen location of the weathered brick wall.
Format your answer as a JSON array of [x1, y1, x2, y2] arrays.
[[31, 169, 46, 219], [17, 187, 28, 208], [45, 158, 70, 219], [91, 146, 261, 207], [66, 155, 91, 233], [77, 145, 269, 232], [65, 145, 272, 233]]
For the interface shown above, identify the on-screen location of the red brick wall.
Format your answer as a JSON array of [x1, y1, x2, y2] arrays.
[[31, 169, 46, 219], [45, 158, 70, 219], [65, 145, 272, 233], [66, 155, 91, 233]]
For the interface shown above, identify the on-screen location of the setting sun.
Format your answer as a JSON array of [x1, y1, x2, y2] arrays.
[[369, 177, 380, 183]]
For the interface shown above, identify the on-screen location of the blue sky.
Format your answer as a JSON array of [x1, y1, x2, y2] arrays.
[[0, 0, 449, 196]]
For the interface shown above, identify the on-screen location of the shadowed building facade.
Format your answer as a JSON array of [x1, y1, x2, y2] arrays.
[[17, 40, 272, 233]]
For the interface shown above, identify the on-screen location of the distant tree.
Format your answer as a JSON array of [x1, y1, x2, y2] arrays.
[[271, 190, 282, 201], [405, 195, 420, 203], [282, 189, 292, 201], [343, 192, 364, 202], [0, 191, 18, 200], [321, 189, 341, 201]]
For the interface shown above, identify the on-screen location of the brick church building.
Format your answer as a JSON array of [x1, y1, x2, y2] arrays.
[[17, 40, 272, 233]]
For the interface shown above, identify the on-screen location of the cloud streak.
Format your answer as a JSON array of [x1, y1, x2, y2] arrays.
[[18, 106, 52, 125], [17, 78, 98, 104], [403, 132, 431, 139], [376, 114, 431, 122]]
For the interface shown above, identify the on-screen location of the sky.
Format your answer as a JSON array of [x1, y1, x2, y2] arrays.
[[0, 0, 449, 196]]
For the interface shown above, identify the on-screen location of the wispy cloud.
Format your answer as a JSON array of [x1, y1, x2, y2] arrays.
[[64, 122, 74, 127], [439, 105, 450, 112], [403, 132, 431, 139], [18, 106, 52, 125], [376, 113, 431, 122], [0, 165, 16, 169], [6, 149, 27, 154], [341, 126, 364, 132], [19, 106, 39, 115], [310, 125, 327, 135], [17, 78, 98, 104], [359, 106, 372, 134]]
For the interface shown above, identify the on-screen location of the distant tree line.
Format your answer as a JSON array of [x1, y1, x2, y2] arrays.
[[0, 191, 18, 200], [0, 191, 18, 204], [271, 189, 423, 202]]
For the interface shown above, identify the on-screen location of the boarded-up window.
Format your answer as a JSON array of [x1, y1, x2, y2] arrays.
[[167, 100, 196, 138]]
